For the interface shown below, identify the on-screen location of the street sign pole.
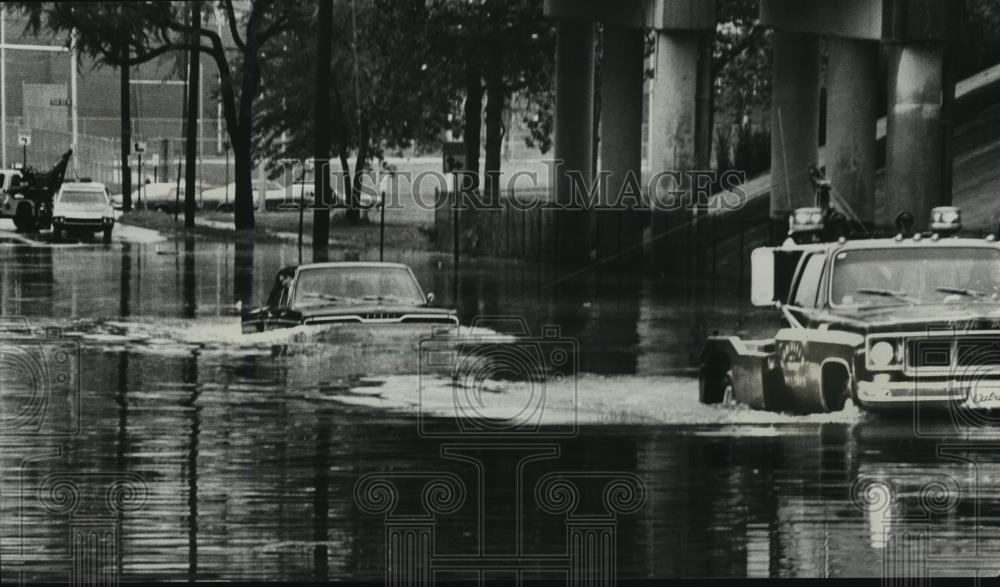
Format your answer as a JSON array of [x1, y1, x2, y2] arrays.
[[137, 152, 143, 208], [133, 140, 146, 208], [175, 158, 182, 223], [379, 188, 386, 262], [19, 133, 29, 169]]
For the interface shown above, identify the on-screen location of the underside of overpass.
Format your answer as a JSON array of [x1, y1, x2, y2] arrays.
[[542, 0, 968, 269]]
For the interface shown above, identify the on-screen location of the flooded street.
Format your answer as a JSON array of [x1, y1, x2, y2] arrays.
[[3, 236, 1000, 581]]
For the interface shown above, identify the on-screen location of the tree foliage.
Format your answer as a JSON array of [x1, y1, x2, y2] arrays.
[[255, 0, 555, 181], [963, 0, 1000, 77], [256, 1, 453, 167], [15, 1, 299, 230]]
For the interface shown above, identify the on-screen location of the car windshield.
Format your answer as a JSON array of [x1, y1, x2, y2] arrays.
[[293, 266, 425, 307], [831, 247, 1000, 307], [59, 190, 107, 205]]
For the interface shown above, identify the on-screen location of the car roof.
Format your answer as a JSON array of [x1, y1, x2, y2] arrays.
[[61, 182, 107, 190], [294, 262, 412, 272], [781, 237, 1000, 254]]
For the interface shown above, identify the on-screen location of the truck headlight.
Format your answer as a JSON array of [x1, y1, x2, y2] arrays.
[[53, 216, 64, 224], [102, 217, 114, 224], [870, 341, 898, 368]]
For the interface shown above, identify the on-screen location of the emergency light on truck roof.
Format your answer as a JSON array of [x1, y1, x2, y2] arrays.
[[930, 207, 962, 234], [788, 207, 824, 236]]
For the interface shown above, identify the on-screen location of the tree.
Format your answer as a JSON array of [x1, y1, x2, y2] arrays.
[[963, 0, 1000, 77], [313, 0, 332, 259], [432, 0, 555, 197], [17, 1, 298, 230], [254, 0, 454, 213], [184, 2, 201, 229]]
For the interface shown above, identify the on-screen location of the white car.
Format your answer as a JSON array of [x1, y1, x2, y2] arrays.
[[202, 181, 299, 211], [52, 181, 116, 243], [131, 181, 210, 213]]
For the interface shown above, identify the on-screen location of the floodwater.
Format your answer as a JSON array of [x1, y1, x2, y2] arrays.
[[2, 234, 1000, 582]]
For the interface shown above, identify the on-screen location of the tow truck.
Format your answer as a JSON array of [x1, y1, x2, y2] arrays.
[[699, 204, 1000, 414], [0, 149, 73, 232]]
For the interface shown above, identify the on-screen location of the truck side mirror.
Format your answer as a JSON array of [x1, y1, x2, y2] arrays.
[[751, 248, 777, 307]]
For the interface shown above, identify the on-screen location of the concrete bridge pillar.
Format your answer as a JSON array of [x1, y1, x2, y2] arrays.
[[597, 24, 645, 266], [883, 43, 946, 230], [646, 30, 705, 274], [553, 18, 596, 265], [770, 31, 822, 219], [826, 37, 879, 227]]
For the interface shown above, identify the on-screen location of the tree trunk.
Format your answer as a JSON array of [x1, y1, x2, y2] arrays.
[[462, 63, 483, 193], [338, 146, 351, 209], [232, 128, 254, 227], [233, 26, 261, 231], [313, 0, 333, 261], [234, 230, 254, 310], [120, 43, 132, 212], [348, 117, 369, 225], [184, 1, 201, 229], [484, 53, 504, 199]]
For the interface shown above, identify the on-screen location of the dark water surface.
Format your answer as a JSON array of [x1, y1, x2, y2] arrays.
[[1, 238, 999, 582]]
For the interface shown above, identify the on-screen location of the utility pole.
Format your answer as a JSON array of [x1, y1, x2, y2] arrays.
[[184, 1, 201, 229], [2, 8, 7, 170], [313, 0, 333, 262], [120, 35, 132, 211], [70, 28, 79, 176]]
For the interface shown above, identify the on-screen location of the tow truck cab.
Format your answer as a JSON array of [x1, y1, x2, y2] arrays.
[[0, 150, 73, 232], [699, 206, 1000, 414], [0, 169, 28, 222]]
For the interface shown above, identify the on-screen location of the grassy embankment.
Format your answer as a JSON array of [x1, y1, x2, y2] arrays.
[[120, 209, 435, 251]]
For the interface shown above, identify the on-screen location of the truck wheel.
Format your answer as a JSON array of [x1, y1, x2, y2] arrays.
[[821, 363, 852, 413], [720, 373, 737, 405], [102, 228, 113, 244], [699, 359, 735, 405], [14, 204, 35, 232]]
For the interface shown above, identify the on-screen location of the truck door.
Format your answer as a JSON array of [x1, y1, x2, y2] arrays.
[[774, 253, 828, 411]]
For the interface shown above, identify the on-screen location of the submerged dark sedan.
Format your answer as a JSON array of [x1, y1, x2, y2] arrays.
[[242, 262, 458, 333]]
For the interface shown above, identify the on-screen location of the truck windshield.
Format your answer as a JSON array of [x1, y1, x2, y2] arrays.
[[831, 247, 1000, 307], [293, 267, 425, 307], [60, 190, 107, 205]]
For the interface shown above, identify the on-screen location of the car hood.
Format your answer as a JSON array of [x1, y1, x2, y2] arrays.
[[298, 304, 455, 318], [245, 303, 456, 321], [829, 303, 1000, 333]]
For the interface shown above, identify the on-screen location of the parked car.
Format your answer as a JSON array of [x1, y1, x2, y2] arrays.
[[202, 181, 310, 211], [242, 262, 457, 333], [130, 181, 210, 213], [52, 180, 116, 243], [699, 205, 1000, 414]]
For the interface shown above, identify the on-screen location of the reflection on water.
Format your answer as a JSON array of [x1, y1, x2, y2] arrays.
[[1, 238, 998, 580], [0, 237, 757, 375]]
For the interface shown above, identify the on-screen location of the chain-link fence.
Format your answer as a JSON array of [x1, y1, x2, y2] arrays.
[[2, 123, 119, 190]]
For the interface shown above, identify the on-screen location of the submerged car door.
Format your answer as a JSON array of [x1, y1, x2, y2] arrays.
[[262, 278, 293, 331]]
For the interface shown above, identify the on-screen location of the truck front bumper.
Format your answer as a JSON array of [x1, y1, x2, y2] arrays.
[[55, 217, 114, 231], [858, 377, 1000, 410]]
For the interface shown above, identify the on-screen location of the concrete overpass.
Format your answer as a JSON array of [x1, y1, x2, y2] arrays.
[[543, 0, 965, 266]]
